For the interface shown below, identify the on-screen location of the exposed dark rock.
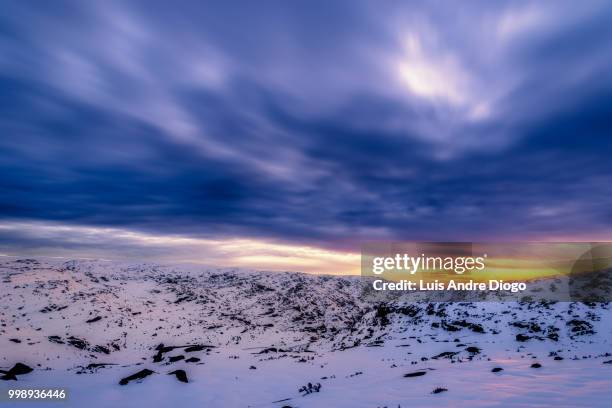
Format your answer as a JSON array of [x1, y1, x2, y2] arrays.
[[48, 335, 64, 344], [255, 347, 288, 354], [432, 387, 448, 394], [7, 363, 33, 376], [87, 363, 116, 369], [531, 363, 542, 368], [67, 336, 88, 350], [441, 321, 460, 332], [1, 363, 33, 380], [153, 350, 164, 363], [168, 355, 184, 362], [432, 351, 458, 359], [168, 369, 188, 383], [184, 345, 207, 352], [91, 345, 110, 354], [299, 382, 321, 395], [185, 357, 200, 363], [119, 369, 155, 385], [86, 316, 102, 323], [452, 320, 485, 333], [516, 334, 531, 342], [0, 373, 17, 381], [404, 371, 427, 378], [491, 367, 503, 372], [153, 344, 212, 362], [511, 321, 542, 333], [374, 305, 392, 326], [75, 363, 118, 374], [40, 304, 67, 313], [567, 319, 595, 336]]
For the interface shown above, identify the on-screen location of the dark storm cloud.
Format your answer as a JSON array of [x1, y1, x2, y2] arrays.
[[1, 0, 612, 251]]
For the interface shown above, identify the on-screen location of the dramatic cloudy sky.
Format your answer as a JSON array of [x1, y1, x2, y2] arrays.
[[1, 1, 612, 272]]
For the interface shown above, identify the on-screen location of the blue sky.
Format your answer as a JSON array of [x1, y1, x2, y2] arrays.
[[1, 1, 612, 269]]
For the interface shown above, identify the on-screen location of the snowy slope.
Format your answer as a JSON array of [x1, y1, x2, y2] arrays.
[[1, 258, 612, 407]]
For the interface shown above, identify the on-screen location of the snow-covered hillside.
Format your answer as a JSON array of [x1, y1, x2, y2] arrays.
[[1, 258, 612, 407]]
